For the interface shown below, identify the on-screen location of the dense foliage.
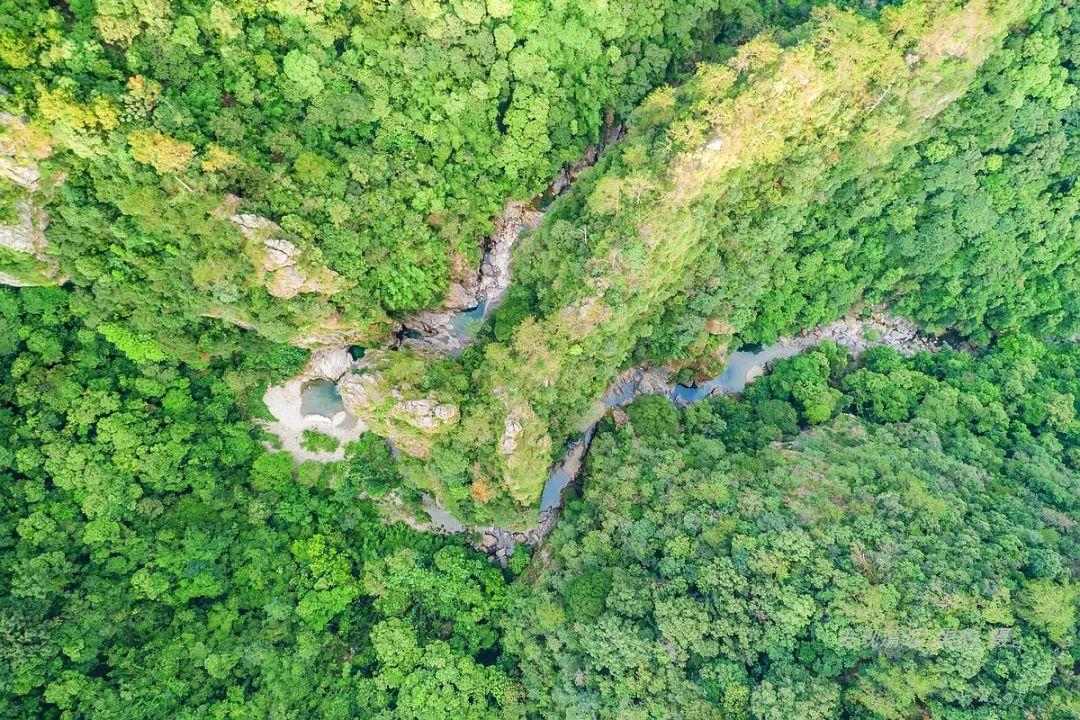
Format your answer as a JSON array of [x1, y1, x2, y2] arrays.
[[1, 285, 1077, 718], [1, 0, 1078, 716], [372, 0, 1050, 525], [507, 339, 1080, 718], [647, 0, 1080, 355], [0, 287, 518, 719], [0, 0, 847, 354]]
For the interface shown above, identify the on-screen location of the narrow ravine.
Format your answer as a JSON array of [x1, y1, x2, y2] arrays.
[[426, 312, 943, 561], [257, 123, 944, 564], [262, 311, 941, 562]]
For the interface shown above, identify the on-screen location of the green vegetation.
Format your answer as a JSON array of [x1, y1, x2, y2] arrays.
[[0, 287, 518, 719], [507, 339, 1080, 718], [4, 285, 1074, 718], [302, 428, 341, 453], [367, 0, 1061, 526], [0, 0, 848, 355], [647, 0, 1080, 353], [1, 0, 1078, 715]]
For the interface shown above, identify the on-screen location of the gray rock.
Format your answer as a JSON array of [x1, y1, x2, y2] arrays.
[[744, 364, 765, 385], [499, 411, 524, 455], [0, 119, 66, 287], [392, 397, 460, 430], [227, 210, 344, 299], [477, 200, 543, 313], [308, 346, 353, 382], [0, 200, 46, 255]]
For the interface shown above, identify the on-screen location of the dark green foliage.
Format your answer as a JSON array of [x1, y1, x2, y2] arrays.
[[0, 0, 849, 354], [623, 394, 680, 438], [506, 342, 1080, 718], [1, 0, 1078, 715], [0, 287, 516, 719], [564, 569, 613, 622]]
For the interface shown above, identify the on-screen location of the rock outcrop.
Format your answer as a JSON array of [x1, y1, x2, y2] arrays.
[[337, 349, 461, 459], [798, 312, 939, 356], [0, 113, 66, 287], [443, 250, 482, 312], [290, 311, 383, 348], [307, 345, 353, 381], [499, 411, 525, 455], [392, 397, 460, 431], [226, 208, 345, 299]]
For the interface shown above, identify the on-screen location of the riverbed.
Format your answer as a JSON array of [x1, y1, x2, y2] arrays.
[[425, 312, 940, 542]]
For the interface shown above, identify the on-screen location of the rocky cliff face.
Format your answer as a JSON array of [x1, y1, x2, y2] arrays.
[[400, 200, 543, 355], [202, 195, 385, 347], [0, 113, 66, 287], [218, 197, 345, 300], [337, 349, 461, 458]]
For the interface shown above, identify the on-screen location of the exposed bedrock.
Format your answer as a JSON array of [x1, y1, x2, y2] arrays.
[[0, 113, 67, 287], [400, 200, 543, 355]]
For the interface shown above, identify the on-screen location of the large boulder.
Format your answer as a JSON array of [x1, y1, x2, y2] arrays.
[[226, 209, 345, 299], [0, 114, 66, 287]]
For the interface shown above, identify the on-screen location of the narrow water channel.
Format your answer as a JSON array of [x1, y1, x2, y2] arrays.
[[536, 340, 801, 516]]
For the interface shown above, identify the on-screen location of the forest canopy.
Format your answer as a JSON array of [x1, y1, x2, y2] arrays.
[[507, 339, 1080, 718], [0, 0, 852, 355], [1, 0, 1078, 717], [2, 287, 1077, 718]]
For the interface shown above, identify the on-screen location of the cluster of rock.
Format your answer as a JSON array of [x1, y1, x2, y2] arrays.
[[794, 311, 941, 356], [475, 526, 543, 566], [219, 197, 345, 300], [0, 113, 66, 287], [391, 397, 460, 431]]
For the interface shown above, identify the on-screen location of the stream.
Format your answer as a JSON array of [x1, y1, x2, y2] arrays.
[[535, 339, 804, 514], [277, 292, 936, 548], [422, 312, 938, 537], [406, 337, 818, 533]]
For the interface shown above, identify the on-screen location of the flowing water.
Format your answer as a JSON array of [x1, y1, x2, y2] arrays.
[[422, 493, 466, 533], [539, 426, 597, 512], [668, 341, 803, 404], [534, 340, 803, 516]]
